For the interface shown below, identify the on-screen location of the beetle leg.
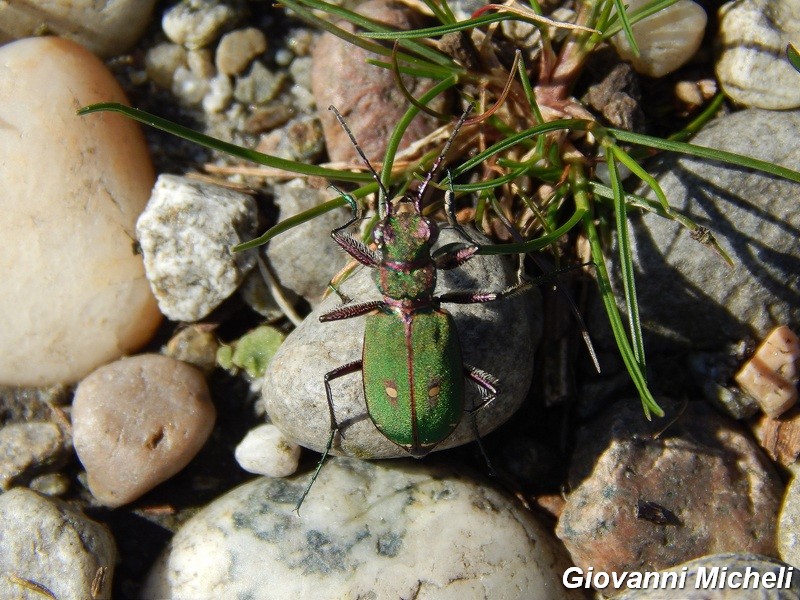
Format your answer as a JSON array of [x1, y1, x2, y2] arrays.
[[433, 242, 479, 270], [464, 364, 498, 476], [464, 364, 499, 412], [296, 359, 364, 513], [320, 300, 385, 322], [436, 279, 533, 305]]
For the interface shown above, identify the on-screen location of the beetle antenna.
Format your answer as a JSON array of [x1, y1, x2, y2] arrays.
[[414, 104, 473, 211], [328, 105, 391, 211], [295, 429, 335, 514]]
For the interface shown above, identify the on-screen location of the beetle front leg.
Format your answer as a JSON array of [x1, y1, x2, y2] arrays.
[[295, 359, 363, 513]]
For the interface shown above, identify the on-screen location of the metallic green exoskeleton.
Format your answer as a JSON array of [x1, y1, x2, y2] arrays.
[[296, 106, 529, 509]]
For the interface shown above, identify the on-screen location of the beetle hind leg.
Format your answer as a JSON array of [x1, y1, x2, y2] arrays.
[[295, 360, 363, 513], [464, 364, 499, 476]]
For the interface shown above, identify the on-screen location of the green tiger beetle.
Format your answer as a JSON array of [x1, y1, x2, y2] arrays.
[[295, 106, 533, 511]]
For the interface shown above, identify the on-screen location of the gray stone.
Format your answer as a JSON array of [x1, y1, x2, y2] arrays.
[[72, 354, 216, 507], [262, 227, 540, 458], [0, 422, 69, 490], [557, 398, 782, 585], [265, 179, 351, 305], [595, 109, 800, 354], [612, 554, 800, 599], [717, 0, 800, 109], [143, 458, 580, 599], [136, 174, 259, 321], [0, 488, 116, 599]]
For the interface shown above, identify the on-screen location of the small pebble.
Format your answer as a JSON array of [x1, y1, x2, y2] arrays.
[[557, 398, 782, 590], [0, 0, 157, 57], [162, 0, 240, 49], [0, 421, 69, 490], [163, 324, 220, 374], [0, 488, 116, 599], [0, 37, 161, 386], [28, 472, 71, 497], [717, 0, 800, 109], [136, 174, 259, 322], [611, 0, 707, 77], [145, 42, 189, 89], [736, 325, 800, 418], [143, 458, 581, 599], [234, 61, 286, 104], [753, 407, 800, 467], [72, 354, 216, 507], [234, 423, 301, 477], [203, 72, 234, 113], [216, 27, 268, 75], [172, 64, 209, 105]]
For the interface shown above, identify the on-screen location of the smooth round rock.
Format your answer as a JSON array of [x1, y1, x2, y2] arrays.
[[262, 227, 540, 458], [311, 0, 446, 163], [234, 423, 301, 477], [0, 487, 116, 600], [136, 174, 259, 322], [72, 353, 216, 507], [557, 398, 782, 587], [612, 554, 800, 599], [612, 0, 707, 77], [0, 1, 158, 57], [595, 108, 800, 354], [143, 458, 581, 599], [0, 37, 161, 386], [717, 0, 800, 109]]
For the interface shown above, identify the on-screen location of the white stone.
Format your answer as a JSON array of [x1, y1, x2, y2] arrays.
[[0, 488, 116, 599], [162, 0, 239, 49], [136, 174, 259, 322], [235, 423, 301, 477], [612, 0, 707, 77], [203, 73, 234, 113], [0, 37, 161, 386], [145, 42, 189, 89], [717, 0, 800, 109], [143, 458, 581, 599], [0, 0, 158, 57]]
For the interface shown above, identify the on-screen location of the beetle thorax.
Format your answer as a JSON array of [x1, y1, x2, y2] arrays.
[[374, 212, 438, 303]]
